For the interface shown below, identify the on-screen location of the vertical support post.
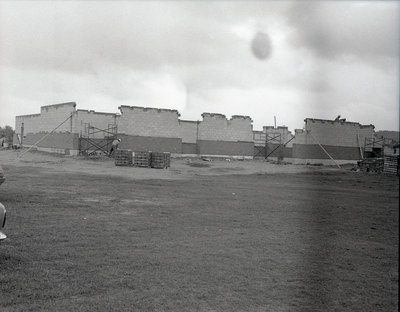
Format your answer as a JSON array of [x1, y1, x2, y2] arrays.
[[21, 122, 24, 145], [357, 134, 363, 159]]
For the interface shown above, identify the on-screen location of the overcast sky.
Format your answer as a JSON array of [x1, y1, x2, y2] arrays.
[[0, 1, 399, 132]]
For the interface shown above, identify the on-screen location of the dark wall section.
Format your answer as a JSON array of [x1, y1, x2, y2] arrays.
[[118, 134, 182, 153], [293, 144, 361, 160], [254, 144, 293, 158], [198, 140, 254, 156], [23, 133, 79, 150], [264, 143, 293, 158], [182, 143, 197, 154]]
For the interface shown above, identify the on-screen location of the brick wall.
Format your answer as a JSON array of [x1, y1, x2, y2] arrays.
[[118, 106, 181, 138], [198, 113, 253, 142], [15, 102, 76, 137]]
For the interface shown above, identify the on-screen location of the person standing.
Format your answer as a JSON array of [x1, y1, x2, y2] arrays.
[[110, 138, 121, 156]]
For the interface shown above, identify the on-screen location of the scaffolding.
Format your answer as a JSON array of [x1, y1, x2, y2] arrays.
[[364, 137, 384, 158], [265, 133, 282, 158], [79, 124, 118, 156]]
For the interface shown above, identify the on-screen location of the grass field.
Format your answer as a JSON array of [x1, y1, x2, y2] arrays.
[[0, 152, 398, 311]]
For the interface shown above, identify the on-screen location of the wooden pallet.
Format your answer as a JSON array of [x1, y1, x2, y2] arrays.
[[114, 149, 133, 166], [134, 151, 151, 167], [383, 155, 399, 175]]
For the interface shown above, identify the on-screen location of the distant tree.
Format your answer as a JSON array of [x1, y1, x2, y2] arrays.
[[0, 125, 14, 143]]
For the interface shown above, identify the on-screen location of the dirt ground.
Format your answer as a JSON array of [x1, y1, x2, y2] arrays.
[[0, 150, 398, 311]]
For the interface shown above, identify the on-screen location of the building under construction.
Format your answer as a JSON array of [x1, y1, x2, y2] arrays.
[[13, 102, 398, 168]]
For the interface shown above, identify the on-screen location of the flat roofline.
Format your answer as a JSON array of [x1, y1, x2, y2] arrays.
[[41, 102, 76, 109], [119, 105, 180, 115], [179, 119, 199, 124], [16, 113, 41, 118], [76, 109, 118, 116], [305, 118, 375, 128]]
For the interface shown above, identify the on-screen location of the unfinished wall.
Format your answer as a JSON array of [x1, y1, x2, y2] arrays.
[[15, 114, 41, 138], [118, 106, 180, 138], [115, 106, 182, 154], [118, 134, 182, 154], [253, 126, 294, 158], [73, 110, 118, 138], [179, 120, 199, 155], [15, 102, 76, 137], [197, 113, 254, 157], [198, 113, 253, 141], [22, 133, 80, 155], [292, 118, 375, 164]]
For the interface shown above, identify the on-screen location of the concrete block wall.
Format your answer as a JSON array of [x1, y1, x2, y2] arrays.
[[198, 140, 254, 157], [198, 113, 253, 142], [15, 114, 41, 138], [264, 126, 295, 148], [292, 118, 375, 163], [15, 102, 76, 137], [253, 131, 266, 147], [22, 132, 80, 155], [179, 120, 198, 144], [73, 110, 118, 138], [294, 118, 374, 147], [118, 106, 181, 138], [118, 134, 182, 154]]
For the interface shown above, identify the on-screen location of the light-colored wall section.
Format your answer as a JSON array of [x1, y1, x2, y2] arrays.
[[72, 110, 118, 137], [179, 120, 198, 143], [263, 126, 294, 147], [253, 130, 265, 146], [294, 118, 374, 148], [118, 106, 181, 138], [198, 113, 253, 142], [15, 102, 76, 135], [253, 126, 294, 147], [15, 114, 41, 136], [38, 102, 76, 133]]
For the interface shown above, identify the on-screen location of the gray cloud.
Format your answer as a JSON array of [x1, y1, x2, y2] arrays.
[[0, 1, 398, 131], [287, 1, 400, 63]]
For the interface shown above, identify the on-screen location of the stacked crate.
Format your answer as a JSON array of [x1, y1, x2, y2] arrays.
[[164, 152, 171, 168], [134, 151, 151, 168], [383, 155, 399, 175], [357, 158, 383, 173], [151, 152, 167, 169], [114, 149, 132, 166]]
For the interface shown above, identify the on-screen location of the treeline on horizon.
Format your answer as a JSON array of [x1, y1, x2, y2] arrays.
[[0, 126, 14, 143]]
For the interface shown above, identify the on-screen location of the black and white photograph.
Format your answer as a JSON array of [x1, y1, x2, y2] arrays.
[[0, 1, 398, 311]]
